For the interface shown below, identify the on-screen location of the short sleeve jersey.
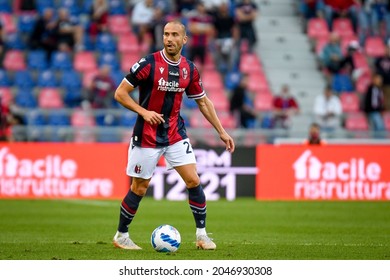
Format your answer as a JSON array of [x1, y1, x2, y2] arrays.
[[125, 50, 205, 147]]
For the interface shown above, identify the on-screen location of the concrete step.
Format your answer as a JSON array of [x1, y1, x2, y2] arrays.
[[257, 16, 302, 34]]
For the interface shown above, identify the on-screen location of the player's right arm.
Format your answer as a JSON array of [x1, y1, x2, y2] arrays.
[[114, 79, 165, 126]]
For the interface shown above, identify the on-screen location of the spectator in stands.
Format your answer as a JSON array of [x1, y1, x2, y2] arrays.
[[0, 20, 4, 69], [319, 32, 344, 74], [29, 8, 58, 61], [212, 2, 240, 73], [88, 0, 109, 39], [362, 0, 390, 38], [86, 65, 116, 109], [235, 0, 258, 52], [0, 96, 10, 141], [313, 85, 343, 133], [322, 0, 359, 32], [299, 0, 324, 20], [363, 73, 385, 132], [175, 0, 197, 15], [14, 0, 37, 13], [229, 73, 258, 128], [303, 122, 327, 145], [272, 85, 300, 129], [130, 0, 155, 46], [187, 2, 214, 72], [340, 40, 360, 79], [56, 8, 84, 52], [374, 39, 390, 110]]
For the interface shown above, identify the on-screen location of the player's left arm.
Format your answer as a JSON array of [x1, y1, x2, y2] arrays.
[[195, 96, 235, 153]]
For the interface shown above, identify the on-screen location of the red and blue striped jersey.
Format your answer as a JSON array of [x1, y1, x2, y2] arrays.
[[125, 50, 205, 147]]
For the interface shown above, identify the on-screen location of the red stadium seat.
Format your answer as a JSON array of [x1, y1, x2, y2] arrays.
[[254, 90, 273, 111], [239, 53, 262, 73], [71, 109, 96, 127], [3, 50, 26, 71], [307, 18, 329, 40], [0, 87, 13, 106], [315, 37, 329, 55], [0, 13, 17, 33], [247, 72, 269, 92], [345, 112, 369, 130], [352, 52, 370, 70], [73, 128, 96, 142], [340, 36, 358, 55], [82, 69, 99, 88], [117, 33, 140, 53], [206, 88, 229, 110], [108, 15, 131, 35], [38, 88, 64, 109], [332, 18, 355, 39], [383, 112, 390, 130], [190, 110, 212, 128], [201, 70, 224, 91], [364, 36, 386, 58], [121, 52, 141, 72], [74, 51, 97, 72], [355, 72, 371, 94], [340, 92, 360, 112]]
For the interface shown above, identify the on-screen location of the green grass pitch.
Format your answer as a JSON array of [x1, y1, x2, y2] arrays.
[[0, 198, 389, 260]]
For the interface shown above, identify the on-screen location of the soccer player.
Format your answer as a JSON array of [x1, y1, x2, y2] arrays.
[[113, 21, 235, 250]]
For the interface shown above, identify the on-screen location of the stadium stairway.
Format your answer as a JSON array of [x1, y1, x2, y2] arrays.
[[254, 0, 346, 138]]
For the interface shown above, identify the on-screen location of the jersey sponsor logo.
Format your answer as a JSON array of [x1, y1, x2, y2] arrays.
[[131, 62, 140, 73], [159, 67, 165, 74], [169, 71, 179, 76], [182, 68, 188, 79], [157, 77, 185, 92]]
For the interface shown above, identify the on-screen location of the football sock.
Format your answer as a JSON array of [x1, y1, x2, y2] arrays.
[[188, 184, 206, 229], [117, 190, 143, 233], [196, 228, 207, 237]]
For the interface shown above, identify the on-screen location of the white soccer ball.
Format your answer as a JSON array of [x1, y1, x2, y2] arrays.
[[151, 224, 181, 253]]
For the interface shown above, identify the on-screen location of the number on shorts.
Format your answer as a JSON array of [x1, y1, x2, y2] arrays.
[[183, 141, 192, 154]]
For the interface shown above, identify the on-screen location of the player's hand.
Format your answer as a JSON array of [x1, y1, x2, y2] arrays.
[[142, 111, 165, 125], [220, 132, 235, 153]]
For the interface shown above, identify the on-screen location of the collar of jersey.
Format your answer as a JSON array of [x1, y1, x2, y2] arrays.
[[160, 50, 181, 66]]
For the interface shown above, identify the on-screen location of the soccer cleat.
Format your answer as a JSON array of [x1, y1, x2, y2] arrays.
[[196, 234, 216, 250], [113, 232, 142, 250]]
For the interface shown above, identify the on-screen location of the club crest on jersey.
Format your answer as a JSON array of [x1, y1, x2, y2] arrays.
[[134, 164, 142, 174], [182, 68, 188, 80]]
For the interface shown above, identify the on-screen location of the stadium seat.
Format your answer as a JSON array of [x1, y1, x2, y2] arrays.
[[206, 88, 229, 110], [345, 112, 369, 130], [201, 70, 224, 91], [0, 13, 17, 33], [119, 111, 137, 126], [73, 128, 96, 142], [307, 18, 329, 40], [0, 0, 11, 12], [98, 52, 120, 70], [47, 110, 70, 126], [18, 13, 37, 33], [71, 109, 96, 127], [224, 71, 241, 90], [26, 110, 46, 126], [331, 74, 354, 93], [239, 53, 262, 73], [0, 87, 13, 106], [37, 70, 58, 87], [108, 0, 126, 15], [59, 0, 81, 16], [117, 33, 140, 53], [82, 69, 99, 88], [3, 50, 26, 71], [383, 112, 390, 130], [74, 51, 97, 72], [190, 111, 213, 128], [50, 51, 73, 71], [340, 92, 360, 112], [121, 53, 141, 72], [38, 88, 64, 108], [27, 50, 48, 70], [63, 87, 82, 108], [36, 0, 55, 13], [332, 18, 355, 39], [15, 88, 37, 108], [248, 72, 269, 92], [60, 70, 82, 89], [355, 72, 371, 94], [95, 111, 118, 126], [0, 69, 11, 86], [96, 129, 121, 142], [14, 70, 35, 88], [352, 52, 370, 71], [111, 70, 125, 87], [83, 34, 95, 51], [254, 91, 273, 111], [6, 33, 26, 50], [340, 36, 358, 55], [315, 37, 329, 55], [364, 36, 386, 58], [108, 15, 131, 35], [95, 33, 117, 53], [81, 0, 93, 14]]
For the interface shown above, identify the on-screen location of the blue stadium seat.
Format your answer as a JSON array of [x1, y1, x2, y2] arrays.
[[95, 33, 117, 52], [332, 74, 354, 93], [27, 50, 48, 70], [119, 111, 137, 126], [36, 0, 55, 13], [63, 87, 82, 107], [0, 69, 12, 86], [18, 14, 37, 33], [15, 89, 37, 108], [60, 70, 81, 89], [111, 70, 125, 87], [83, 34, 95, 51], [82, 0, 94, 14], [14, 70, 35, 88], [6, 33, 26, 50], [108, 0, 127, 15], [59, 0, 81, 16], [0, 0, 11, 12], [26, 110, 46, 126], [50, 51, 73, 71], [95, 111, 118, 126], [37, 70, 58, 87], [47, 110, 70, 126], [224, 71, 242, 91], [98, 52, 120, 71]]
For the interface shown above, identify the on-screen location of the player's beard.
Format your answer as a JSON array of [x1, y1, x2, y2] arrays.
[[164, 43, 182, 57]]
